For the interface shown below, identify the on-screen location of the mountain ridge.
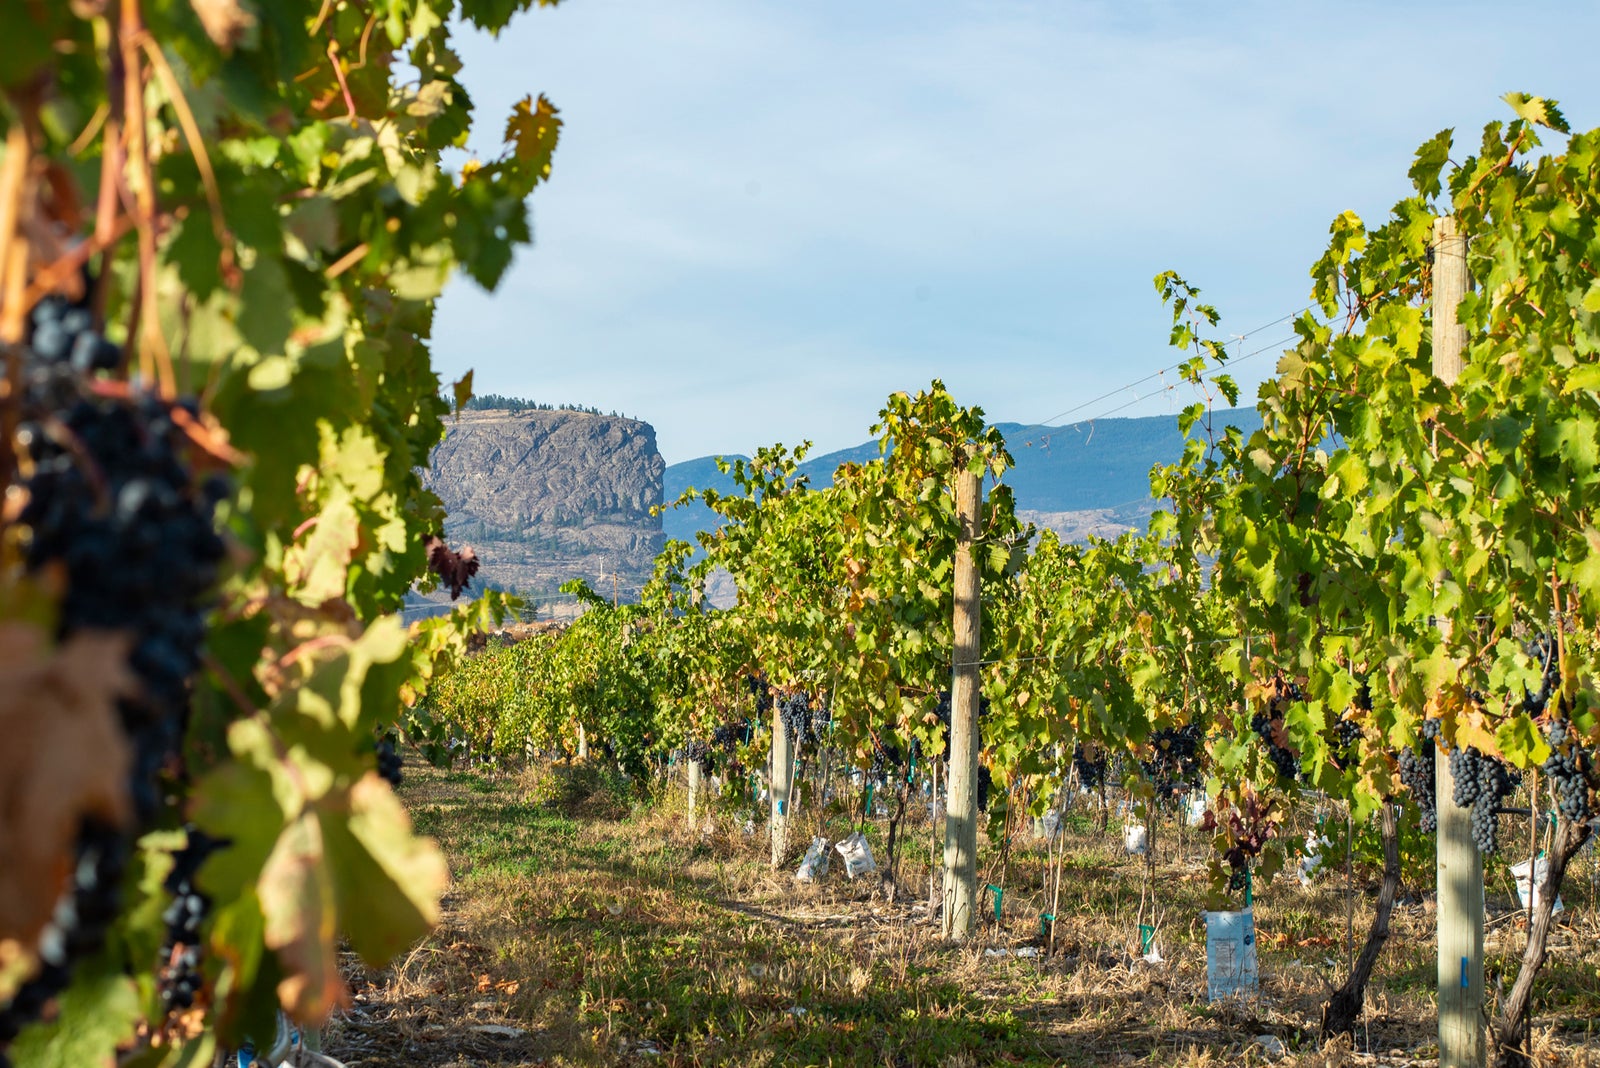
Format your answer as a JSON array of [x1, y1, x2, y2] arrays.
[[662, 406, 1263, 545]]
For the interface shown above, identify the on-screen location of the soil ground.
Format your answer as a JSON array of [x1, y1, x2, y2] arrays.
[[320, 761, 1600, 1067]]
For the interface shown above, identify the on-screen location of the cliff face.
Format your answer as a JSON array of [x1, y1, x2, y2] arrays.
[[426, 409, 666, 615]]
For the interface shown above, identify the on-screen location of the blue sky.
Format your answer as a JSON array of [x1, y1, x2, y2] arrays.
[[432, 0, 1600, 466]]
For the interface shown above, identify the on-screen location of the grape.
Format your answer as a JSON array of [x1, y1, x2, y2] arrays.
[[1446, 745, 1519, 854], [1141, 723, 1204, 798], [1522, 634, 1560, 715], [1333, 717, 1363, 769], [0, 820, 126, 1053], [868, 736, 903, 784], [1449, 746, 1482, 809], [157, 828, 226, 1014], [684, 739, 714, 777], [746, 674, 773, 713], [976, 765, 993, 812], [711, 721, 748, 752], [376, 735, 404, 788], [1542, 719, 1591, 823], [1251, 713, 1300, 781], [777, 692, 810, 745], [1072, 744, 1107, 789], [1397, 742, 1436, 833], [807, 701, 831, 742], [0, 286, 227, 1053]]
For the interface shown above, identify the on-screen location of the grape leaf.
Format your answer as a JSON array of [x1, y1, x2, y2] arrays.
[[0, 625, 134, 946], [425, 535, 480, 599], [320, 773, 448, 965], [6, 957, 141, 1068]]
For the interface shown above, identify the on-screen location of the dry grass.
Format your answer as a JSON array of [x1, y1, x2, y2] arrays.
[[318, 762, 1600, 1067]]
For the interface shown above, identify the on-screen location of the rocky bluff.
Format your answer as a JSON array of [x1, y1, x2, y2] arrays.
[[426, 409, 665, 616]]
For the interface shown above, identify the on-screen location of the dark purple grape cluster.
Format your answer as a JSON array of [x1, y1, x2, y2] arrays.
[[1333, 717, 1364, 769], [1397, 722, 1439, 833], [1522, 634, 1560, 715], [711, 720, 749, 752], [868, 735, 903, 784], [158, 828, 226, 1014], [1447, 745, 1520, 854], [684, 739, 714, 776], [1542, 719, 1591, 823], [976, 765, 993, 812], [1, 289, 227, 1058], [1141, 723, 1204, 798], [0, 821, 127, 1054], [777, 692, 810, 744], [1073, 744, 1107, 789], [18, 328, 228, 822], [807, 701, 831, 742], [746, 674, 772, 713], [1250, 678, 1303, 782], [376, 735, 404, 787], [1251, 713, 1300, 781], [25, 293, 122, 380]]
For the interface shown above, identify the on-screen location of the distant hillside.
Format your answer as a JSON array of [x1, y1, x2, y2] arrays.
[[662, 406, 1262, 546], [426, 408, 666, 617]]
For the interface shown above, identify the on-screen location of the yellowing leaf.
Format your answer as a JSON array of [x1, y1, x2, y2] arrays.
[[322, 774, 448, 965], [259, 811, 346, 1022], [503, 93, 562, 183], [287, 488, 362, 605]]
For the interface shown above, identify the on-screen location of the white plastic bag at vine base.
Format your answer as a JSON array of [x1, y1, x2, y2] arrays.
[[1511, 855, 1564, 915], [1124, 823, 1148, 855], [1041, 809, 1062, 840], [796, 836, 831, 883], [1298, 831, 1332, 888], [1185, 793, 1208, 828], [835, 831, 877, 879], [1204, 907, 1259, 1001]]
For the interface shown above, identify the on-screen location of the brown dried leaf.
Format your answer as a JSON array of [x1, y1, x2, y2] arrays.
[[424, 535, 479, 600], [0, 624, 134, 946], [190, 0, 256, 52]]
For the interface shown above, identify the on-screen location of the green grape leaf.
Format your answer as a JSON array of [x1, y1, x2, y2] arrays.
[[1502, 92, 1569, 133], [7, 958, 141, 1068], [320, 773, 449, 965]]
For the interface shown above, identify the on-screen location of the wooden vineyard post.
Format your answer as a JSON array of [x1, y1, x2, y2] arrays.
[[942, 463, 982, 940], [576, 723, 588, 760], [771, 699, 794, 867], [687, 756, 702, 830], [1431, 214, 1484, 1068]]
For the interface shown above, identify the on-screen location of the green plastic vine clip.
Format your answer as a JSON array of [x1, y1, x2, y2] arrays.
[[985, 884, 1003, 920], [1139, 923, 1156, 954], [1039, 912, 1054, 939], [1244, 867, 1253, 908]]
